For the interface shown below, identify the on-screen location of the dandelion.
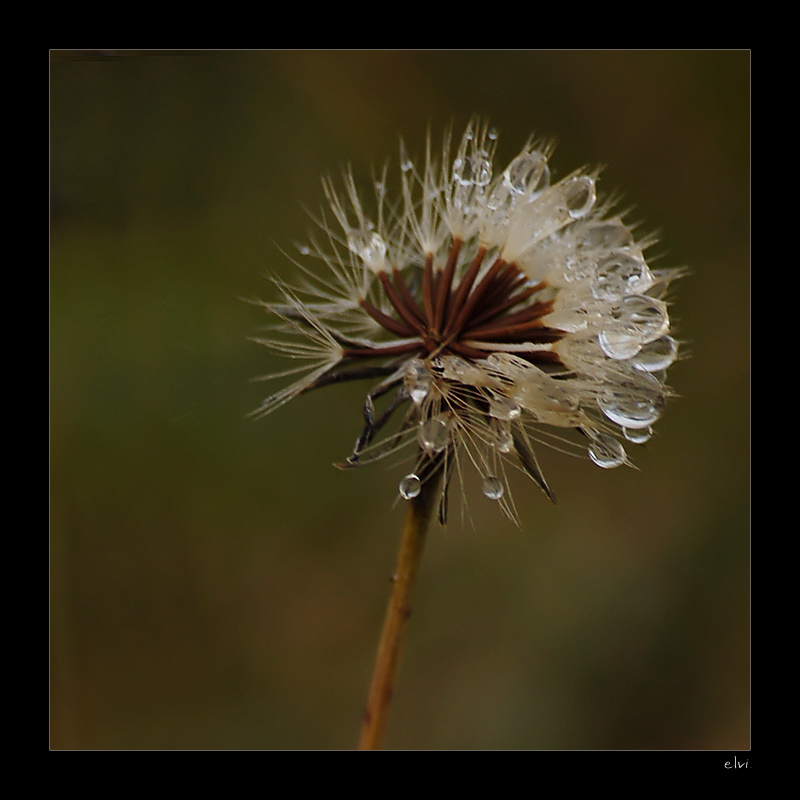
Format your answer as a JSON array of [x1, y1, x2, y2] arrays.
[[253, 119, 680, 517], [251, 119, 682, 748]]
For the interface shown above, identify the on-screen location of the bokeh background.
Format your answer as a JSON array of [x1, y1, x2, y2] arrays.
[[50, 50, 750, 750]]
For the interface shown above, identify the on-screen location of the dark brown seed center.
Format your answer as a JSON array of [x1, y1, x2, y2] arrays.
[[352, 238, 564, 366]]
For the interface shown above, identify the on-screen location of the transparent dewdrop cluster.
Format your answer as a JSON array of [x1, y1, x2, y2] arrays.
[[252, 120, 681, 523]]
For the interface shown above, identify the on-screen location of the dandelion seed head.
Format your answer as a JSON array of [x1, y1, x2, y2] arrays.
[[253, 119, 683, 523]]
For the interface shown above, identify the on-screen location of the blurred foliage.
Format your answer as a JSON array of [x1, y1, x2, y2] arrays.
[[51, 50, 749, 750]]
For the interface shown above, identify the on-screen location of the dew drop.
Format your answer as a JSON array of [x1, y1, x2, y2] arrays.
[[348, 229, 387, 267], [488, 395, 521, 421], [399, 474, 421, 499], [517, 372, 581, 426], [504, 151, 549, 196], [598, 295, 669, 360], [493, 420, 515, 454], [630, 335, 678, 373], [482, 476, 504, 500], [582, 220, 634, 250], [598, 378, 666, 430], [624, 426, 652, 444], [418, 416, 450, 453], [561, 253, 595, 284], [598, 329, 643, 360], [545, 307, 589, 332], [587, 434, 626, 469], [452, 157, 467, 186], [591, 252, 653, 301], [440, 356, 486, 384], [453, 152, 492, 187], [565, 175, 596, 219], [400, 141, 414, 173], [618, 295, 669, 343], [473, 156, 493, 186], [486, 183, 510, 211], [405, 359, 432, 405]]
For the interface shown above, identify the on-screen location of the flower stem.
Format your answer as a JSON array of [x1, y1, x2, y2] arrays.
[[358, 472, 442, 750]]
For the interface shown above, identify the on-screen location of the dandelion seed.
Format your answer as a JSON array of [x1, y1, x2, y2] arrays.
[[253, 119, 683, 523]]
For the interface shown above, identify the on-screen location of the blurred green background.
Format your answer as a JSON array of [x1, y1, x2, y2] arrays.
[[50, 50, 749, 750]]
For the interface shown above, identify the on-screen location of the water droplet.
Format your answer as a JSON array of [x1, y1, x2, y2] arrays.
[[591, 251, 653, 301], [565, 175, 596, 219], [488, 395, 521, 421], [452, 157, 467, 185], [418, 416, 450, 453], [588, 434, 626, 468], [440, 356, 487, 384], [473, 156, 493, 186], [561, 253, 595, 284], [405, 359, 432, 405], [619, 295, 669, 342], [399, 474, 421, 499], [624, 426, 652, 444], [400, 141, 413, 172], [598, 295, 669, 360], [504, 151, 549, 195], [486, 183, 510, 211], [545, 307, 589, 332], [598, 377, 665, 429], [630, 335, 678, 372], [516, 372, 581, 426], [598, 329, 643, 360], [492, 420, 515, 453], [348, 229, 387, 268], [453, 152, 492, 187], [482, 476, 504, 500], [582, 220, 634, 250]]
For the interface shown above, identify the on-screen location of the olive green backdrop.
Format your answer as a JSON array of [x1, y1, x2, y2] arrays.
[[51, 50, 749, 750]]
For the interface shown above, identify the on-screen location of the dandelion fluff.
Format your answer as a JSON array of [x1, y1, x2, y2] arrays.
[[253, 119, 682, 523]]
